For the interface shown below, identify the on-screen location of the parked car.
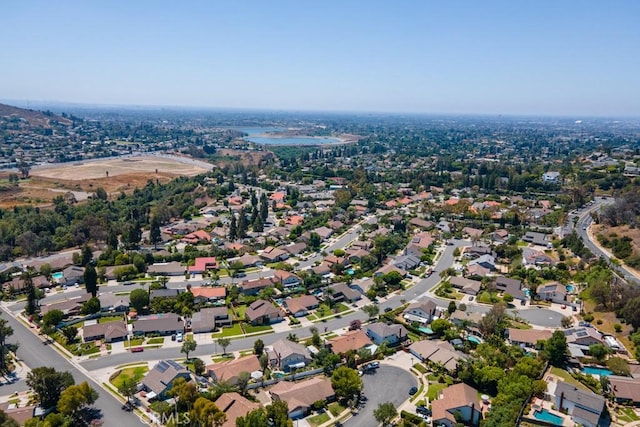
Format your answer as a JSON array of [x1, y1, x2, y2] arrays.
[[409, 386, 418, 395], [416, 406, 431, 416], [171, 334, 176, 341], [131, 347, 144, 353], [176, 332, 183, 342]]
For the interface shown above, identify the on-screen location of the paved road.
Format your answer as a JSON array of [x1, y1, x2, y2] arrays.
[[573, 197, 639, 285], [0, 307, 145, 427], [345, 365, 417, 427]]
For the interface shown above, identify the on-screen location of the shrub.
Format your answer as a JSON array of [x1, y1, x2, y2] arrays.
[[583, 313, 594, 322], [614, 323, 622, 333]]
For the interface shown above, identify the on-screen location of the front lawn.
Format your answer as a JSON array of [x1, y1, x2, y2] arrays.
[[146, 337, 164, 345], [328, 402, 346, 417], [307, 412, 330, 426], [243, 324, 272, 334], [426, 382, 447, 401], [214, 323, 243, 337], [125, 338, 144, 348], [110, 365, 149, 390]]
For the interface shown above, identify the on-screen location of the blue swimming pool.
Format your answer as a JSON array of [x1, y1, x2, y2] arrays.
[[534, 409, 563, 425], [52, 272, 64, 281], [418, 327, 434, 334], [566, 285, 574, 293], [582, 366, 613, 377], [346, 268, 355, 275]]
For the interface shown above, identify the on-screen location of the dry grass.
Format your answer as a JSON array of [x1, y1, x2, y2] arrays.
[[582, 299, 634, 356]]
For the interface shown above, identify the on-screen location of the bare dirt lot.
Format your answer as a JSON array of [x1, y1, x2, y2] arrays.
[[31, 156, 211, 180]]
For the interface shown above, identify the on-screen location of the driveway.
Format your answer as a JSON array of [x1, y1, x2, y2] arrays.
[[345, 365, 417, 427]]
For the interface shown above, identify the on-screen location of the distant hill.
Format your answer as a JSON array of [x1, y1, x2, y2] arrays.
[[0, 103, 72, 127]]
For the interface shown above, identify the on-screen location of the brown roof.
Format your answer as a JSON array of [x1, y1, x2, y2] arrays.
[[432, 383, 481, 425], [507, 328, 552, 346], [207, 355, 262, 384], [270, 377, 334, 412], [327, 330, 372, 354], [215, 392, 261, 427], [245, 299, 281, 322], [284, 295, 319, 315], [240, 278, 273, 291], [609, 375, 640, 402], [83, 320, 128, 341]]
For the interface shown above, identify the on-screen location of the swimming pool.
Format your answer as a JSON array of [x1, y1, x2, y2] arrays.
[[534, 409, 563, 425], [582, 366, 613, 377], [346, 268, 355, 275], [566, 285, 575, 293], [52, 272, 64, 281], [418, 327, 434, 334]]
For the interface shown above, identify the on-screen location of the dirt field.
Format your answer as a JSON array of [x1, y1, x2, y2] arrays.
[[31, 155, 211, 180]]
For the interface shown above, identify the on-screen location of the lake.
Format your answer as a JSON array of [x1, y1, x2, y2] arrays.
[[237, 127, 342, 146]]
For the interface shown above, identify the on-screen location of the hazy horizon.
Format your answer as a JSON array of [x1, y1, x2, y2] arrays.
[[2, 1, 639, 117]]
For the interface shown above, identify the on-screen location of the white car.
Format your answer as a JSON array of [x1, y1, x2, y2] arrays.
[[176, 332, 183, 342]]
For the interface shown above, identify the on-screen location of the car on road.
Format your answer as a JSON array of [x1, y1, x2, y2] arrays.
[[468, 296, 474, 301], [409, 386, 418, 395], [561, 304, 566, 309], [131, 347, 144, 353], [384, 307, 392, 313]]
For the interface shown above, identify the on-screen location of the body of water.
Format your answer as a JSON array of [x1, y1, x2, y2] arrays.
[[582, 366, 613, 377], [534, 409, 563, 425], [237, 127, 342, 145]]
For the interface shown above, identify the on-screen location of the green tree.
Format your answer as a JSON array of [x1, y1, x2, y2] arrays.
[[266, 400, 293, 427], [129, 288, 149, 312], [217, 337, 231, 355], [80, 244, 93, 267], [57, 381, 98, 420], [607, 356, 630, 376], [330, 366, 363, 401], [253, 338, 264, 356], [150, 215, 162, 249], [308, 232, 321, 250], [193, 358, 205, 376], [0, 318, 13, 373], [545, 330, 568, 367], [191, 397, 226, 427], [447, 300, 457, 315], [589, 344, 610, 362], [622, 296, 640, 329], [81, 297, 101, 315], [181, 337, 197, 361], [61, 326, 78, 345], [373, 402, 397, 427], [24, 273, 39, 316], [362, 304, 379, 320], [83, 264, 98, 298], [118, 377, 137, 404], [0, 409, 19, 427], [237, 371, 251, 397], [42, 309, 64, 329], [228, 214, 237, 241], [26, 367, 75, 409], [430, 318, 452, 336]]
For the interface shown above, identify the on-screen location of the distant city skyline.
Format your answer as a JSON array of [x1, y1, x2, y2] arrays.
[[1, 1, 639, 117]]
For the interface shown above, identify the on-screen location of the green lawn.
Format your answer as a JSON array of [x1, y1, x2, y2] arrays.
[[307, 412, 330, 426], [426, 382, 447, 401], [110, 366, 148, 390], [146, 337, 164, 345], [328, 402, 346, 417], [616, 407, 640, 423], [550, 367, 589, 391], [243, 324, 272, 334], [125, 338, 144, 348], [100, 316, 125, 323], [233, 305, 247, 320], [214, 323, 243, 337]]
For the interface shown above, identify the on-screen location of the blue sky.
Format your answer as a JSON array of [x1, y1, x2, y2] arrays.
[[2, 1, 639, 116]]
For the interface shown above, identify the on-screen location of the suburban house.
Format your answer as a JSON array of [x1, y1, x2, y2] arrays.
[[324, 255, 350, 268], [409, 340, 466, 373], [273, 270, 302, 288], [522, 231, 553, 248], [365, 322, 409, 346], [523, 248, 554, 266], [239, 278, 273, 296], [150, 288, 182, 301], [187, 257, 219, 274], [98, 293, 130, 312], [214, 392, 261, 427], [233, 253, 261, 268], [374, 264, 406, 278], [141, 360, 192, 401], [553, 381, 605, 427], [495, 276, 527, 301], [391, 254, 421, 271], [409, 217, 434, 230], [327, 283, 361, 303], [284, 242, 307, 256], [207, 355, 262, 385], [564, 327, 604, 347], [403, 300, 438, 324], [542, 171, 561, 183], [450, 310, 484, 328], [506, 328, 552, 349], [190, 307, 232, 333], [260, 246, 289, 262], [190, 286, 226, 304], [449, 276, 481, 295], [132, 313, 184, 336], [327, 330, 373, 355], [245, 299, 283, 325], [147, 261, 185, 276], [608, 375, 640, 405], [283, 295, 319, 317], [82, 320, 128, 343], [431, 383, 483, 427], [311, 263, 332, 278], [537, 282, 567, 303], [41, 294, 90, 317], [269, 377, 335, 419], [468, 254, 495, 271], [61, 265, 85, 285], [312, 226, 334, 241], [267, 339, 311, 372], [3, 275, 49, 293]]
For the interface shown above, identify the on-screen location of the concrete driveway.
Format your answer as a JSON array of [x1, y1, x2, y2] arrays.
[[345, 365, 417, 427]]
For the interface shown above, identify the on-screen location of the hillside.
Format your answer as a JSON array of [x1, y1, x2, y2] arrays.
[[0, 102, 72, 127]]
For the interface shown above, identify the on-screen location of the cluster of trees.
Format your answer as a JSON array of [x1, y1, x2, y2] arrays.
[[24, 367, 99, 426]]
